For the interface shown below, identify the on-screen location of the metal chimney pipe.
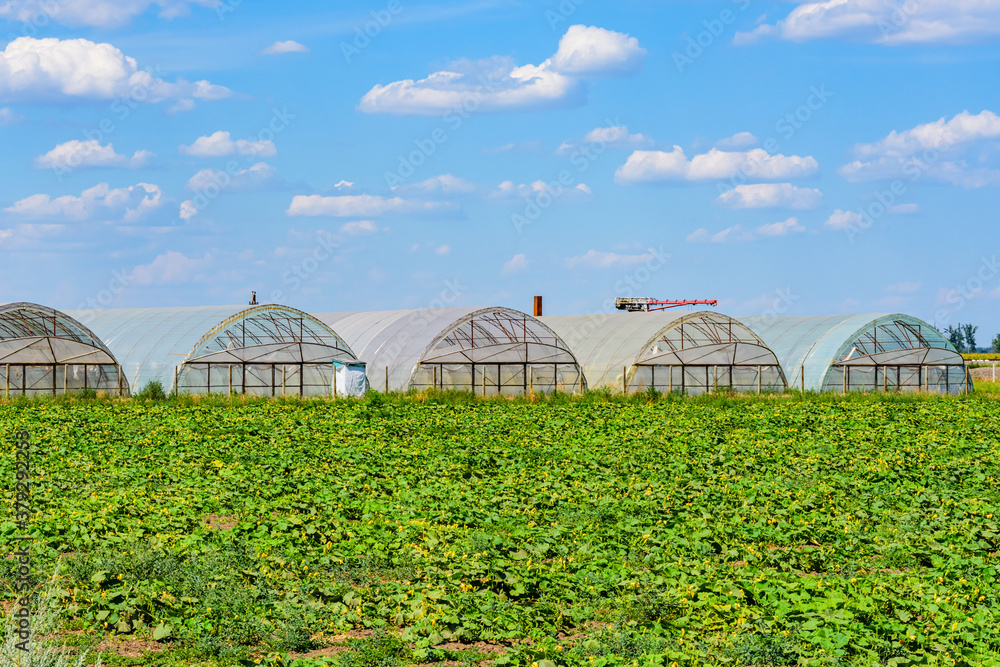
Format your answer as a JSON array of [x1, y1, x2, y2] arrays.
[[533, 296, 543, 317]]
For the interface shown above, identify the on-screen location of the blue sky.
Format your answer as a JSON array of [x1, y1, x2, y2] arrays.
[[2, 0, 1000, 339]]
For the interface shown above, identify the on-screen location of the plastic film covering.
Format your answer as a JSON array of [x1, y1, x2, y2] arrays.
[[737, 313, 970, 394], [0, 302, 126, 396], [542, 311, 787, 395], [67, 305, 359, 396], [317, 307, 584, 395]]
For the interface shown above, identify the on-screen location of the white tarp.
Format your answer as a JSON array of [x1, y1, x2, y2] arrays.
[[333, 361, 368, 397]]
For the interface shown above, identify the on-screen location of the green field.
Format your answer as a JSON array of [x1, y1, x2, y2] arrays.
[[2, 392, 1000, 666]]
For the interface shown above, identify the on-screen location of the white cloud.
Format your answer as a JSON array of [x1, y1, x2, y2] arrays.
[[0, 37, 230, 106], [358, 25, 644, 115], [616, 147, 818, 183], [34, 140, 153, 170], [393, 174, 477, 197], [333, 180, 355, 189], [565, 248, 657, 269], [179, 131, 276, 158], [888, 203, 920, 215], [5, 182, 164, 221], [715, 132, 759, 149], [852, 110, 1000, 158], [339, 220, 380, 236], [824, 208, 863, 230], [839, 110, 1000, 187], [717, 183, 822, 209], [287, 194, 455, 217], [550, 25, 646, 75], [735, 0, 1000, 46], [131, 250, 212, 286], [688, 217, 805, 243], [0, 0, 219, 29], [491, 179, 591, 200], [260, 40, 309, 55], [435, 244, 452, 255], [179, 200, 197, 220], [756, 216, 806, 237], [558, 125, 653, 154], [501, 253, 528, 275], [0, 107, 22, 125], [185, 162, 279, 192]]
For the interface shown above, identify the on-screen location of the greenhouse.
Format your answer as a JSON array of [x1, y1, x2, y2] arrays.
[[67, 305, 363, 397], [541, 310, 787, 395], [0, 302, 128, 397], [737, 313, 970, 394], [317, 307, 585, 395]]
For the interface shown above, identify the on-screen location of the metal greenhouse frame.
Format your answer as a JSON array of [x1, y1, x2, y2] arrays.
[[0, 302, 127, 397], [737, 313, 971, 394], [317, 307, 585, 395], [67, 305, 360, 397], [542, 310, 787, 395]]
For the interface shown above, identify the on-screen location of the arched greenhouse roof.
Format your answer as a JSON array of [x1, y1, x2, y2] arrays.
[[0, 302, 120, 366], [542, 310, 786, 390], [66, 305, 359, 392], [736, 313, 966, 391], [317, 306, 580, 392]]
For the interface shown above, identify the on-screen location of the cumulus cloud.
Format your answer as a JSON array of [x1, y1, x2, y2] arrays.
[[492, 179, 591, 200], [688, 217, 805, 243], [435, 244, 452, 256], [179, 131, 277, 158], [185, 162, 279, 192], [179, 200, 197, 220], [715, 132, 759, 149], [839, 110, 1000, 188], [260, 40, 309, 55], [339, 220, 380, 236], [131, 250, 212, 286], [717, 183, 822, 209], [5, 182, 164, 221], [617, 147, 818, 184], [757, 217, 806, 237], [0, 37, 231, 106], [549, 25, 646, 75], [34, 140, 153, 171], [392, 174, 477, 197], [0, 0, 219, 29], [501, 253, 528, 275], [287, 194, 456, 217], [358, 25, 645, 114], [557, 125, 653, 154], [735, 0, 1000, 45], [565, 248, 658, 269], [824, 209, 864, 230]]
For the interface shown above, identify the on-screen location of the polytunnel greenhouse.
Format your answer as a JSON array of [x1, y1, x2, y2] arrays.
[[67, 305, 363, 397], [737, 313, 970, 394], [541, 310, 787, 395], [0, 302, 128, 396], [316, 307, 585, 395]]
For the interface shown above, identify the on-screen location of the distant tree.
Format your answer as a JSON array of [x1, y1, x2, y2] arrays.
[[963, 323, 979, 352], [945, 325, 965, 351], [993, 333, 1000, 353]]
